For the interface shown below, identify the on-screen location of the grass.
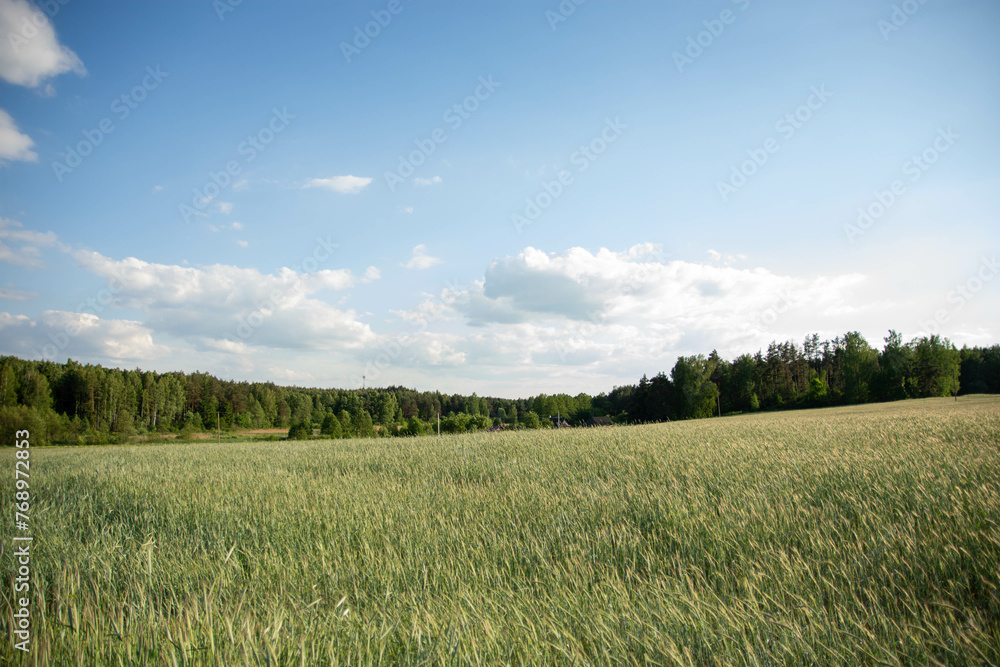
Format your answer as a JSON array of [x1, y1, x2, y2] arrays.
[[1, 396, 999, 665]]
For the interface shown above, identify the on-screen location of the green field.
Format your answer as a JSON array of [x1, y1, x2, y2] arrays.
[[2, 397, 999, 665]]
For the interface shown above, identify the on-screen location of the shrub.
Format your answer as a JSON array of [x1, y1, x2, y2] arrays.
[[320, 413, 343, 438], [0, 405, 49, 445], [287, 419, 313, 440]]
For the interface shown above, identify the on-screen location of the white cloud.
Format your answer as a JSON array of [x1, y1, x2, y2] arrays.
[[0, 242, 41, 268], [152, 185, 164, 193], [0, 0, 86, 88], [414, 176, 442, 186], [309, 269, 356, 291], [400, 332, 468, 367], [402, 244, 442, 270], [0, 286, 35, 300], [218, 202, 234, 215], [384, 244, 873, 385], [457, 245, 864, 332], [0, 310, 164, 361], [363, 266, 381, 283], [236, 240, 248, 248], [231, 221, 243, 230], [267, 366, 317, 384], [402, 206, 414, 214], [0, 218, 61, 267], [0, 109, 36, 164], [304, 175, 373, 194], [198, 337, 248, 354], [72, 250, 376, 352], [707, 248, 747, 266]]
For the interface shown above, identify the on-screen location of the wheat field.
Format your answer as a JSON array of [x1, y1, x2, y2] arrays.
[[1, 397, 999, 665]]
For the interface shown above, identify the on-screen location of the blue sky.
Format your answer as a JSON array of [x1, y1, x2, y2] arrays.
[[1, 0, 998, 396]]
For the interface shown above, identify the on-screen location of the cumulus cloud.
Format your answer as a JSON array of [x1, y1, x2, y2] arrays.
[[304, 175, 372, 194], [0, 218, 892, 394], [0, 109, 36, 164], [71, 250, 376, 352], [0, 0, 86, 88], [402, 244, 442, 270], [414, 176, 442, 186], [387, 244, 871, 380], [217, 202, 233, 215], [446, 245, 864, 329], [0, 310, 164, 361]]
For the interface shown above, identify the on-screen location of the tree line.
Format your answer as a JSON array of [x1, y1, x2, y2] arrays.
[[1, 331, 998, 445], [0, 357, 584, 445], [613, 332, 997, 423]]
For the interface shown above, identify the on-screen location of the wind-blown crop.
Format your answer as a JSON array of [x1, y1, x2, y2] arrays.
[[2, 396, 998, 665]]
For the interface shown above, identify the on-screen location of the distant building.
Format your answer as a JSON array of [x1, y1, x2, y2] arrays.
[[549, 416, 572, 428], [585, 416, 614, 427]]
